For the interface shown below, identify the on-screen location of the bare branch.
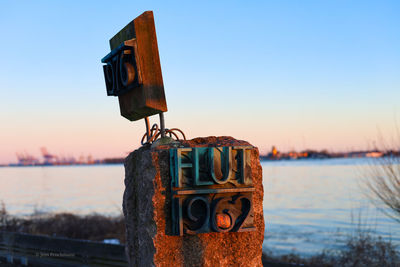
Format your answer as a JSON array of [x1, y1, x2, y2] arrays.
[[364, 132, 400, 223]]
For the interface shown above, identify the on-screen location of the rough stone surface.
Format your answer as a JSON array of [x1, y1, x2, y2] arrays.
[[123, 136, 264, 267]]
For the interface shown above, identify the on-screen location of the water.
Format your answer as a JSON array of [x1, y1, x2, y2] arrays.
[[262, 158, 400, 256], [0, 158, 399, 256], [0, 165, 125, 215]]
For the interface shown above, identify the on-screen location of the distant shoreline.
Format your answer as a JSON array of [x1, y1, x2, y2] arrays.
[[2, 153, 399, 167], [0, 162, 124, 167]]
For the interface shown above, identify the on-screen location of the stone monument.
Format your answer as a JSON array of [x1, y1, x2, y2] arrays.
[[101, 11, 264, 267]]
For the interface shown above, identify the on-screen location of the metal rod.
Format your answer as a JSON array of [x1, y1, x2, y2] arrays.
[[159, 112, 166, 138], [144, 117, 151, 143]]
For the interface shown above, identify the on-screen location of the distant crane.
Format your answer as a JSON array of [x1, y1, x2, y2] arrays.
[[40, 147, 58, 165], [14, 148, 85, 166], [15, 152, 39, 166]]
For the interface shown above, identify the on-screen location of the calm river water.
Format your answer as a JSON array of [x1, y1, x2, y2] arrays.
[[0, 158, 399, 256]]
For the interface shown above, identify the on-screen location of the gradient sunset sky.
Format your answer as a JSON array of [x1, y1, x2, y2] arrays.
[[1, 1, 399, 164]]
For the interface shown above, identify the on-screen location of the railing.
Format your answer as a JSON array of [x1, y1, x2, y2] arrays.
[[0, 231, 127, 266]]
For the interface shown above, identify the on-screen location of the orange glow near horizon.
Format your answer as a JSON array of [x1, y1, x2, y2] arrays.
[[1, 113, 398, 164]]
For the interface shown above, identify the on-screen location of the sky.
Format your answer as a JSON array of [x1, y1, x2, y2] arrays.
[[0, 0, 399, 164]]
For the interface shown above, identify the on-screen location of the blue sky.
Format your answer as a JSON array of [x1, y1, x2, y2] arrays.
[[0, 1, 399, 163]]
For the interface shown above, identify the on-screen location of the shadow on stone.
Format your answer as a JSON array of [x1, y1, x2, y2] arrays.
[[182, 235, 204, 267]]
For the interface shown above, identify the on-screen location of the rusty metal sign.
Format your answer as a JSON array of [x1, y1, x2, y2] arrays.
[[101, 11, 167, 122], [170, 146, 256, 235], [101, 11, 185, 144]]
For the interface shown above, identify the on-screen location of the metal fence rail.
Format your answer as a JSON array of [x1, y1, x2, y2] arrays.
[[0, 231, 128, 266]]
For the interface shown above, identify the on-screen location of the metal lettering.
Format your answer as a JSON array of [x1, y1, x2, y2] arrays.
[[208, 147, 233, 184], [170, 146, 255, 235]]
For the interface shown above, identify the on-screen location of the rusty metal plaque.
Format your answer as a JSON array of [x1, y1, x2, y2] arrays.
[[101, 11, 167, 121], [169, 146, 256, 235]]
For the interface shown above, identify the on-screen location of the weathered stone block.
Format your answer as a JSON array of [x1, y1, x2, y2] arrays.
[[123, 136, 264, 267]]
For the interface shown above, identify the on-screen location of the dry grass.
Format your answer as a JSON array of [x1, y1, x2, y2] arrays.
[[1, 203, 399, 266], [262, 230, 399, 267], [0, 203, 125, 243]]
